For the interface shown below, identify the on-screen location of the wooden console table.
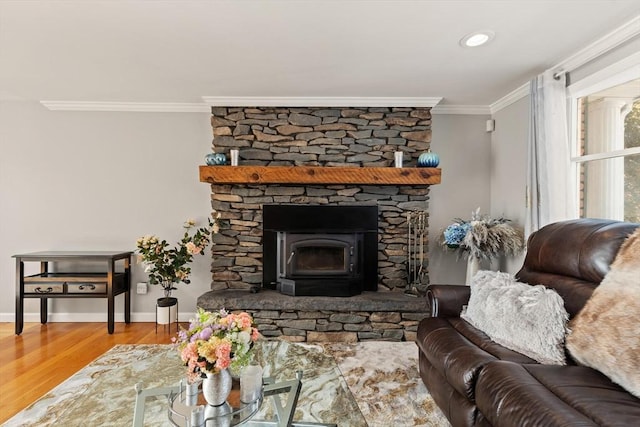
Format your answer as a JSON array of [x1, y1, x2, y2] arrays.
[[13, 251, 132, 335]]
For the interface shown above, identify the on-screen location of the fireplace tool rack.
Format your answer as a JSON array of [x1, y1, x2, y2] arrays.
[[406, 210, 427, 296]]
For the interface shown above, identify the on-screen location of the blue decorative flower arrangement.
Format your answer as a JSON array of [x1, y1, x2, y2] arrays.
[[443, 222, 471, 248], [441, 208, 524, 260]]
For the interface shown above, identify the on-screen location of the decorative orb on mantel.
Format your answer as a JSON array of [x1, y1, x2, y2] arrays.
[[205, 152, 227, 166], [417, 150, 440, 168]]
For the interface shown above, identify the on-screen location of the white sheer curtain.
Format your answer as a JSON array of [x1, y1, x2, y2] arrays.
[[525, 70, 576, 236]]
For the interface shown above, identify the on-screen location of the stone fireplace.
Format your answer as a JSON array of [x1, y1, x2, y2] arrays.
[[197, 106, 439, 341]]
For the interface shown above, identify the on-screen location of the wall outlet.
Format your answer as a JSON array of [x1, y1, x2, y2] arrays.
[[136, 282, 147, 295]]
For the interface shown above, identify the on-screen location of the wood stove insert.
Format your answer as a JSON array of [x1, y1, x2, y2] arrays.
[[263, 205, 378, 296]]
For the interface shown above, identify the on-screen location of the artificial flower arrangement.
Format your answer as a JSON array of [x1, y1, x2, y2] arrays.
[[174, 308, 261, 383], [441, 208, 524, 260], [135, 212, 221, 297]]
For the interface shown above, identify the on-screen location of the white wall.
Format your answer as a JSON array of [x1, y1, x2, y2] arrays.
[[490, 96, 530, 273], [0, 102, 496, 322], [429, 114, 493, 285], [0, 100, 213, 322]]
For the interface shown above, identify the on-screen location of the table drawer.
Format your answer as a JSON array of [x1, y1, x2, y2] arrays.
[[24, 284, 64, 294], [67, 283, 107, 294]]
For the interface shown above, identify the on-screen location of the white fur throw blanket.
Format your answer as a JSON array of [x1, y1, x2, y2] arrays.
[[566, 227, 640, 398], [462, 270, 569, 365]]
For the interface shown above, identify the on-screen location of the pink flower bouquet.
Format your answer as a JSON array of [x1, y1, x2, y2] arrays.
[[174, 308, 260, 383]]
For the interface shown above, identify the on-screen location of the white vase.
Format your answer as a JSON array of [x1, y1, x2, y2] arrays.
[[202, 369, 232, 407], [465, 256, 480, 285]]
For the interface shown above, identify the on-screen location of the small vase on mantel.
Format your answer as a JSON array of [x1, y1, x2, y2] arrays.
[[465, 256, 480, 285], [417, 150, 440, 168], [205, 152, 227, 166]]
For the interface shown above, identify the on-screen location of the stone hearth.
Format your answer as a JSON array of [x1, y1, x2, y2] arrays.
[[197, 289, 430, 342]]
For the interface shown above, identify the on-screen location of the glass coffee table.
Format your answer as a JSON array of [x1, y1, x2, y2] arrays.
[[133, 340, 366, 427], [165, 370, 333, 427]]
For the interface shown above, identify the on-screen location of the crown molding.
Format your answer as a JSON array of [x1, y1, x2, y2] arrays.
[[431, 104, 491, 115], [567, 50, 640, 98], [490, 83, 530, 114], [40, 101, 210, 112], [201, 96, 443, 108], [553, 14, 640, 75], [40, 97, 444, 111], [489, 14, 640, 114]]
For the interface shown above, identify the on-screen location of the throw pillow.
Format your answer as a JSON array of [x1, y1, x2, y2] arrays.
[[566, 227, 640, 398], [461, 270, 569, 365]]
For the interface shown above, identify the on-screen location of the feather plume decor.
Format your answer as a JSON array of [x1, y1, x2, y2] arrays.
[[441, 208, 524, 260]]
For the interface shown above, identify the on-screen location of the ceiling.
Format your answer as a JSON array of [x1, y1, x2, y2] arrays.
[[1, 1, 639, 111]]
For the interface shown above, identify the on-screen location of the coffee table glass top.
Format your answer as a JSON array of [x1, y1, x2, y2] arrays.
[[250, 340, 364, 424], [144, 340, 366, 426]]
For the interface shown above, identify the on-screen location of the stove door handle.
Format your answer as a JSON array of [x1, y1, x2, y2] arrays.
[[287, 251, 295, 265]]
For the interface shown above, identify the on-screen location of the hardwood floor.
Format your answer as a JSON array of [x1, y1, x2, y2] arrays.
[[0, 321, 184, 423]]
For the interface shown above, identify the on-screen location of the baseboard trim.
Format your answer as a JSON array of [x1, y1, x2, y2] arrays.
[[0, 312, 189, 323]]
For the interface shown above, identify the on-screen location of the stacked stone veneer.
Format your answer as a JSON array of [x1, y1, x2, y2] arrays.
[[250, 308, 427, 342], [203, 106, 434, 341], [197, 289, 431, 342]]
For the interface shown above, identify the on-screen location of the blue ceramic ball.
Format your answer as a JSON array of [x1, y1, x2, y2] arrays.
[[205, 153, 227, 166], [417, 151, 440, 168]]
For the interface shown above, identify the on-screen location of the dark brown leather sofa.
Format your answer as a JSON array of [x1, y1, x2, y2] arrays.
[[416, 219, 640, 427]]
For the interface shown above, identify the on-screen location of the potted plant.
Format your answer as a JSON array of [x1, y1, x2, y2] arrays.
[[135, 213, 220, 326]]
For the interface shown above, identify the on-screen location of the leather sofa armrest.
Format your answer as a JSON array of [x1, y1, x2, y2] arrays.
[[427, 284, 471, 317]]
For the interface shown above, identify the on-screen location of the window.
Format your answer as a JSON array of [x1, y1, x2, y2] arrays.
[[570, 73, 640, 223]]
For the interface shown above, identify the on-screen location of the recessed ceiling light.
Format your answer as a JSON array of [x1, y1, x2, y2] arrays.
[[460, 31, 495, 48]]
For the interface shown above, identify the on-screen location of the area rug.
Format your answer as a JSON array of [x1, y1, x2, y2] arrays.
[[3, 341, 449, 427], [323, 341, 450, 427]]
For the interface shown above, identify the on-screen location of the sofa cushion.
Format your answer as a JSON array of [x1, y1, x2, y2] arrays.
[[416, 316, 535, 401], [461, 270, 569, 364], [517, 219, 636, 285], [566, 227, 640, 398], [516, 219, 640, 317], [476, 361, 640, 427]]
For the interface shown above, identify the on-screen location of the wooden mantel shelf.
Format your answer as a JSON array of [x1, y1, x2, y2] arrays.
[[199, 165, 441, 186]]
